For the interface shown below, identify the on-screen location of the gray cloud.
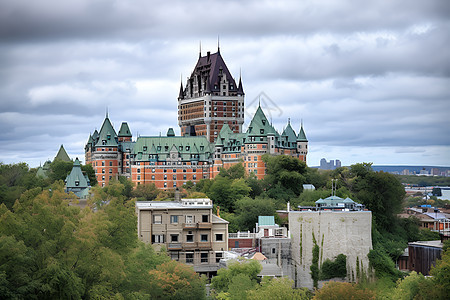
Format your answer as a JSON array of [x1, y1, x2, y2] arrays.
[[0, 0, 449, 167]]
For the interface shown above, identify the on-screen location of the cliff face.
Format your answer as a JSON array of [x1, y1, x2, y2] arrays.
[[289, 211, 372, 289]]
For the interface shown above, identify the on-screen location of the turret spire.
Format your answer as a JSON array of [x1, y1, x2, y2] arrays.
[[217, 35, 220, 53]]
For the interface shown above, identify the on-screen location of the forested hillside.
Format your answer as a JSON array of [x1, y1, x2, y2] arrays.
[[1, 159, 449, 299]]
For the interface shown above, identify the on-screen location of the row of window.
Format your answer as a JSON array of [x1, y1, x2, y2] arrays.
[[136, 174, 197, 181], [153, 214, 209, 224], [151, 233, 223, 244]]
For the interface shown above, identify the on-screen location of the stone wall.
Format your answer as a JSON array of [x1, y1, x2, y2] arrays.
[[289, 211, 372, 289]]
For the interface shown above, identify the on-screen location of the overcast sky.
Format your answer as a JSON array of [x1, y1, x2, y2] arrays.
[[1, 0, 449, 168]]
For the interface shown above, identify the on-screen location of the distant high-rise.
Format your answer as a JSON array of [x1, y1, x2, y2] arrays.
[[319, 158, 341, 170]]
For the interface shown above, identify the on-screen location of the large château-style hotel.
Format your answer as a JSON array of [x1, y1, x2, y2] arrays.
[[85, 48, 308, 188]]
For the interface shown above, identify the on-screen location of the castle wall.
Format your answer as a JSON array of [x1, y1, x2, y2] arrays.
[[289, 211, 372, 289]]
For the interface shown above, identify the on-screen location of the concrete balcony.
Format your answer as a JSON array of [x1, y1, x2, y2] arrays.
[[168, 243, 182, 250], [197, 222, 212, 229], [197, 241, 212, 249], [183, 223, 197, 230], [182, 242, 198, 250]]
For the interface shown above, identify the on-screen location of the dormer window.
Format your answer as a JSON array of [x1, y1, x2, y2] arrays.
[[75, 181, 79, 186], [262, 120, 266, 125], [186, 146, 190, 151], [107, 134, 111, 140], [165, 146, 168, 151], [143, 146, 147, 151], [157, 146, 161, 151], [260, 129, 264, 134], [102, 140, 106, 145], [200, 146, 204, 151]]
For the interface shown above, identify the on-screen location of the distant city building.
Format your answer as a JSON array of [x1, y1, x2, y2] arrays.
[[319, 158, 341, 170], [431, 168, 440, 176]]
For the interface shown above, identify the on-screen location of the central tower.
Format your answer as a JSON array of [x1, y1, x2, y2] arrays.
[[178, 48, 244, 142]]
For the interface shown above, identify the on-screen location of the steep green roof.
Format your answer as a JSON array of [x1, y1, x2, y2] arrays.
[[118, 122, 132, 137], [36, 160, 51, 178], [92, 130, 99, 141], [95, 117, 118, 147], [282, 120, 297, 144], [133, 135, 213, 162], [246, 106, 277, 142], [297, 125, 308, 142], [54, 145, 71, 162], [216, 124, 246, 153], [65, 158, 89, 189]]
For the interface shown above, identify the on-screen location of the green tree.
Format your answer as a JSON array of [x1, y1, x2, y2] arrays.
[[81, 163, 97, 186], [313, 281, 375, 300], [233, 197, 276, 231], [428, 247, 450, 299], [262, 154, 307, 197], [48, 160, 73, 182], [131, 182, 160, 200], [392, 271, 426, 300], [148, 260, 206, 300], [247, 277, 310, 300], [211, 259, 262, 294], [208, 177, 251, 212]]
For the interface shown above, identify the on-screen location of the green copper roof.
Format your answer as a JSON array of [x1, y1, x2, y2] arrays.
[[65, 158, 89, 189], [36, 160, 51, 178], [215, 124, 246, 153], [315, 196, 356, 207], [118, 122, 132, 137], [258, 216, 275, 226], [166, 128, 175, 137], [92, 129, 99, 141], [95, 117, 118, 147], [54, 144, 71, 162], [297, 125, 308, 142], [282, 120, 297, 144], [133, 135, 213, 162], [246, 106, 277, 141]]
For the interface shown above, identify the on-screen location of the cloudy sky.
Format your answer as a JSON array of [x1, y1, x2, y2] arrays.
[[1, 0, 449, 168]]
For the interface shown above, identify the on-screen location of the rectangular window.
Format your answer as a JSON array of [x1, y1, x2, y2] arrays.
[[202, 215, 209, 223], [201, 234, 208, 242], [173, 175, 176, 180], [137, 168, 141, 173], [215, 234, 223, 241], [186, 215, 193, 224], [186, 253, 194, 264], [170, 234, 179, 242], [170, 215, 179, 224], [151, 175, 155, 180], [186, 234, 194, 242], [201, 252, 208, 263], [153, 215, 162, 224], [151, 234, 164, 243], [137, 175, 141, 180], [216, 252, 223, 263]]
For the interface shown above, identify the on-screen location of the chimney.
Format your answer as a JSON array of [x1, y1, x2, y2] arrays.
[[207, 51, 210, 61]]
